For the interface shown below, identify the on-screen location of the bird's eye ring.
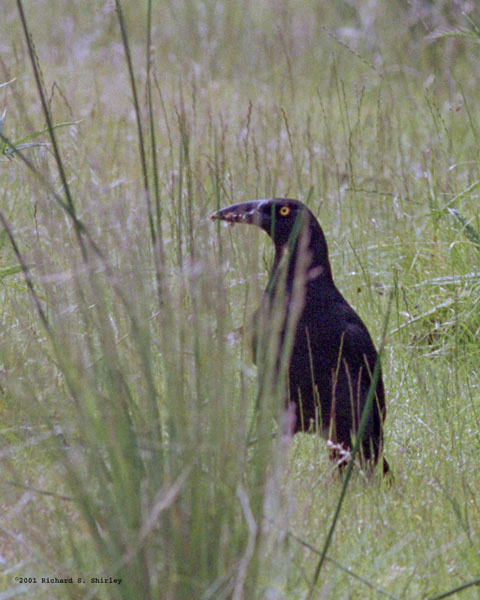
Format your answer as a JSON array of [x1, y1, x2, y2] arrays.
[[279, 206, 291, 217]]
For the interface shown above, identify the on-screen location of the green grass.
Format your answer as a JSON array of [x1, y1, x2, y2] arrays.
[[1, 0, 480, 598]]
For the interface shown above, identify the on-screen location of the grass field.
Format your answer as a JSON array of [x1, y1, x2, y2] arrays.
[[1, 1, 480, 598]]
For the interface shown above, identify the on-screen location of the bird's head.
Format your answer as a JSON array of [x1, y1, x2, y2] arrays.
[[211, 198, 313, 248], [212, 197, 333, 285]]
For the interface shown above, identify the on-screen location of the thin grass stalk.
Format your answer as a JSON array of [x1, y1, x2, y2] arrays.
[[178, 104, 195, 259], [427, 576, 480, 600], [0, 209, 49, 331], [146, 0, 165, 287], [280, 107, 303, 196], [307, 291, 393, 598], [114, 0, 156, 249], [212, 129, 224, 260], [174, 99, 186, 267], [285, 528, 400, 600], [16, 0, 87, 258]]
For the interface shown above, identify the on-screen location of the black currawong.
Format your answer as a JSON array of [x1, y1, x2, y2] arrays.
[[212, 198, 390, 475]]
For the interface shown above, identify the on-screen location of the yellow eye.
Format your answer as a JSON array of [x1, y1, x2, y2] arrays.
[[279, 205, 291, 217]]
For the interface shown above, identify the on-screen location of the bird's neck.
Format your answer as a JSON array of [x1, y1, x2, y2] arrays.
[[270, 226, 334, 295]]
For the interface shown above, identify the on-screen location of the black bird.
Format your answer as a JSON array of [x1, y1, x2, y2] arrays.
[[211, 198, 389, 474]]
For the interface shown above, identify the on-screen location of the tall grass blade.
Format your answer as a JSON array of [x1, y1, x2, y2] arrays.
[[16, 0, 86, 256], [427, 576, 480, 600], [146, 0, 165, 283], [448, 208, 480, 250], [114, 0, 156, 251]]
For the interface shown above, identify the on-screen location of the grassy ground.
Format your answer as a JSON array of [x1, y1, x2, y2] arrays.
[[1, 1, 480, 598]]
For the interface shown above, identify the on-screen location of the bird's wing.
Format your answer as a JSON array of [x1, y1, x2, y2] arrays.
[[338, 303, 386, 418], [335, 303, 383, 392], [339, 304, 378, 367]]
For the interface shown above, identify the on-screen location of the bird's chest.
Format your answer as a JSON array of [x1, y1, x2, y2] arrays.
[[289, 314, 344, 366], [256, 291, 345, 359]]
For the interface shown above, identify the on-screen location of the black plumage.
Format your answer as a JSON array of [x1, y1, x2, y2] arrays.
[[212, 198, 389, 474]]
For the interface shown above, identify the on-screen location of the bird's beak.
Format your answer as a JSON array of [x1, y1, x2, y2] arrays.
[[210, 200, 264, 226]]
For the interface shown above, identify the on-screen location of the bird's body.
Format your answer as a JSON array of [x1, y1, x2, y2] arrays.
[[212, 198, 389, 473]]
